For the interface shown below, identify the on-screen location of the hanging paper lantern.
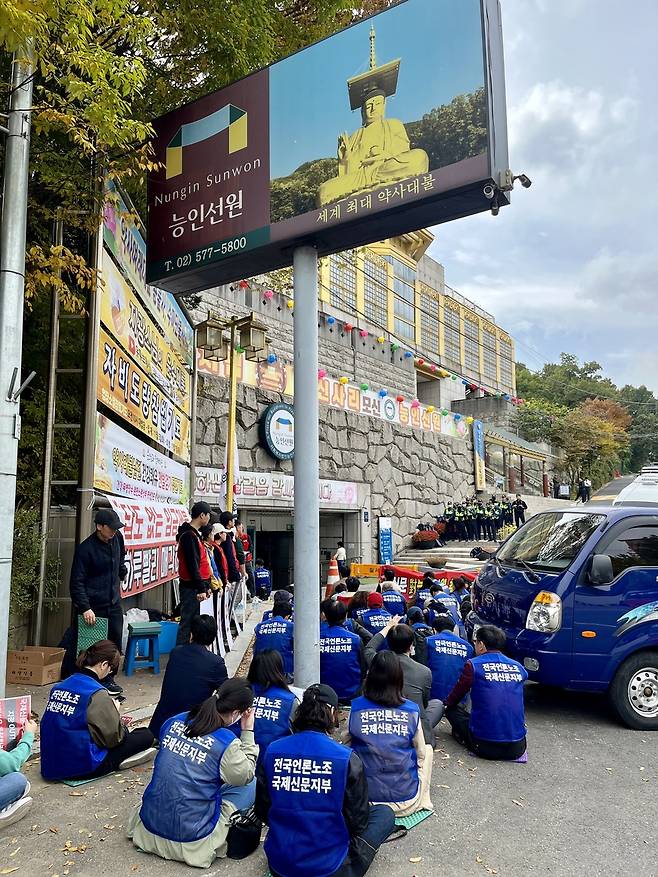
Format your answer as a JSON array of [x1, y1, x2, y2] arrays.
[[504, 393, 511, 401], [417, 358, 425, 366], [327, 316, 336, 325], [235, 345, 245, 354], [427, 405, 435, 414], [359, 329, 368, 338], [377, 335, 385, 343], [360, 382, 369, 391], [430, 364, 437, 372], [411, 399, 421, 409], [267, 353, 277, 365], [391, 342, 400, 351], [470, 383, 478, 391], [441, 408, 449, 416], [451, 374, 458, 381], [379, 389, 388, 398], [454, 413, 462, 421], [396, 395, 405, 403], [238, 279, 249, 289], [344, 322, 353, 332], [287, 300, 294, 309], [404, 351, 413, 358], [462, 379, 468, 385], [339, 376, 349, 385], [318, 369, 327, 380], [263, 289, 274, 300], [466, 416, 474, 424]]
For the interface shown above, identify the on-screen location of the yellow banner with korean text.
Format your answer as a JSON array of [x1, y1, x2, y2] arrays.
[[98, 326, 191, 461]]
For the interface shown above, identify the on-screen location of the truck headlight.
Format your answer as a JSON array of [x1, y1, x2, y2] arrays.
[[526, 591, 562, 632]]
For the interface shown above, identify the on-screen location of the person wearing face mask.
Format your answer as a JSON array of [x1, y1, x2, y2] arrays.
[[40, 640, 156, 781], [128, 678, 258, 868]]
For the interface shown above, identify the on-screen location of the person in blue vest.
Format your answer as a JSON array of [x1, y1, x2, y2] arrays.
[[413, 573, 435, 608], [262, 589, 294, 623], [443, 624, 528, 761], [347, 651, 433, 817], [255, 684, 395, 877], [254, 602, 294, 676], [254, 558, 272, 599], [40, 640, 156, 781], [320, 601, 366, 704], [360, 592, 392, 637], [404, 606, 433, 666], [381, 577, 407, 617], [128, 678, 257, 868], [426, 617, 474, 702], [248, 650, 299, 765], [425, 584, 461, 628], [451, 576, 471, 604]]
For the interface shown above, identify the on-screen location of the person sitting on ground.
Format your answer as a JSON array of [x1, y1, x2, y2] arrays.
[[451, 576, 471, 604], [255, 684, 395, 877], [148, 614, 228, 738], [426, 617, 474, 703], [360, 592, 392, 637], [0, 713, 38, 827], [40, 640, 156, 781], [262, 588, 293, 622], [254, 558, 272, 600], [425, 584, 461, 629], [347, 590, 370, 624], [364, 618, 443, 747], [459, 597, 473, 625], [345, 575, 361, 593], [254, 601, 294, 676], [405, 606, 433, 666], [128, 679, 257, 868], [443, 625, 528, 761], [414, 573, 436, 608], [347, 652, 433, 817], [320, 600, 366, 704], [247, 650, 300, 766], [381, 579, 407, 617]]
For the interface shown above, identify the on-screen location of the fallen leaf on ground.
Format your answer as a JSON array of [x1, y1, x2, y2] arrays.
[[409, 857, 422, 863], [68, 792, 85, 797], [9, 849, 20, 858], [512, 799, 524, 807], [0, 869, 19, 875], [49, 827, 60, 834]]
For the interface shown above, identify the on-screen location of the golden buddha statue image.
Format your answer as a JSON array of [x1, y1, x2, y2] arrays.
[[319, 26, 429, 207]]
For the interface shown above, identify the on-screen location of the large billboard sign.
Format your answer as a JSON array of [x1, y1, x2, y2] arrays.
[[147, 0, 509, 292]]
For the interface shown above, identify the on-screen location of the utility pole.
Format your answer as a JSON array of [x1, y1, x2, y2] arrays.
[[0, 47, 35, 696]]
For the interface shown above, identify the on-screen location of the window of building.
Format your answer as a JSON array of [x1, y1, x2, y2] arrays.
[[329, 253, 356, 312], [420, 288, 439, 354], [443, 305, 461, 363], [389, 259, 416, 341], [464, 315, 480, 375], [499, 337, 513, 389], [482, 327, 497, 381], [363, 256, 388, 325]]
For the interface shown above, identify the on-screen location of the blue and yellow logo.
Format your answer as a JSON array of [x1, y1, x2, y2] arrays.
[[166, 104, 248, 179]]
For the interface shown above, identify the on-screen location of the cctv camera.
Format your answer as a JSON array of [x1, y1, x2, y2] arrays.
[[514, 173, 532, 189], [490, 194, 500, 217], [483, 184, 495, 199]]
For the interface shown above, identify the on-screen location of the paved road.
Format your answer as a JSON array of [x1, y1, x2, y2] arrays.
[[587, 474, 635, 505], [3, 686, 656, 877]]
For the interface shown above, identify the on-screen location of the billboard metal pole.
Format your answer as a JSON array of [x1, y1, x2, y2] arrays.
[[292, 246, 320, 689], [0, 47, 34, 696], [226, 322, 238, 514]]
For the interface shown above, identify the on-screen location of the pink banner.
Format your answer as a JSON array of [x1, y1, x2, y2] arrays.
[[107, 496, 189, 597]]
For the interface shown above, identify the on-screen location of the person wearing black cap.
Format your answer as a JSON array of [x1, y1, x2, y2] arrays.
[[256, 683, 395, 877], [67, 508, 127, 693]]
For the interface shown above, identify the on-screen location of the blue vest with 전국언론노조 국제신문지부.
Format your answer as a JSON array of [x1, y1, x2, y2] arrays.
[[252, 684, 297, 765], [348, 696, 420, 803], [264, 731, 351, 877], [360, 608, 392, 636], [139, 712, 234, 842], [469, 652, 528, 743], [254, 617, 295, 676], [40, 672, 108, 780], [426, 631, 474, 701], [319, 625, 362, 701]]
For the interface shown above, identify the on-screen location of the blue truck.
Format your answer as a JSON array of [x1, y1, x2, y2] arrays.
[[467, 506, 658, 729]]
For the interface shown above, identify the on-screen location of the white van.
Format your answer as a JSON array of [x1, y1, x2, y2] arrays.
[[613, 469, 658, 506]]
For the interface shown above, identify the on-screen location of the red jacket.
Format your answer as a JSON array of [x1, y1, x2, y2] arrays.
[[177, 522, 211, 591], [240, 532, 252, 564]]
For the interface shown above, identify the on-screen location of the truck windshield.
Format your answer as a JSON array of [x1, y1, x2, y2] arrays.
[[497, 511, 605, 572]]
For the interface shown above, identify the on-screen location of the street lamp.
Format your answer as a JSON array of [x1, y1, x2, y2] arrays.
[[196, 312, 269, 512]]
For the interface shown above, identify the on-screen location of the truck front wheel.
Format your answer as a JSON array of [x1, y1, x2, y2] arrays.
[[609, 651, 658, 730]]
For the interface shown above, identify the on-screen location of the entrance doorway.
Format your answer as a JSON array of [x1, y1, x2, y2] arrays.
[[253, 530, 293, 591]]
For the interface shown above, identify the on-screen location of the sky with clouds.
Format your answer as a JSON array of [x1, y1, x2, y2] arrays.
[[427, 0, 658, 392]]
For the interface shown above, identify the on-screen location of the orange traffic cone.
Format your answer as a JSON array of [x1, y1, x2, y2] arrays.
[[325, 557, 340, 598]]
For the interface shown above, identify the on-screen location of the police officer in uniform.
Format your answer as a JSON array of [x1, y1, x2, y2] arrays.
[[444, 502, 455, 541], [254, 602, 294, 676], [320, 601, 366, 703], [443, 625, 528, 760], [256, 684, 395, 877], [426, 617, 474, 702], [454, 503, 468, 542]]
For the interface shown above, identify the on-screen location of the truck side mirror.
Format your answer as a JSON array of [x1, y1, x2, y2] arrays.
[[588, 554, 614, 585]]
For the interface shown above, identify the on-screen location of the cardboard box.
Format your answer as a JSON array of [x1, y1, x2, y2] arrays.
[[6, 647, 65, 686]]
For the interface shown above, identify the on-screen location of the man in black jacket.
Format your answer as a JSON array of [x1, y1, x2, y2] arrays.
[[148, 614, 228, 738], [67, 508, 127, 694], [176, 501, 213, 646]]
